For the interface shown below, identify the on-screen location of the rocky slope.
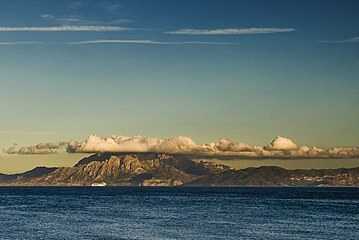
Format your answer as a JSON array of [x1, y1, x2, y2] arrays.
[[1, 153, 359, 186], [0, 153, 230, 186]]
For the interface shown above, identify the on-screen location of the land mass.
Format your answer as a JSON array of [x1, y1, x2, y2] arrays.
[[0, 153, 358, 186]]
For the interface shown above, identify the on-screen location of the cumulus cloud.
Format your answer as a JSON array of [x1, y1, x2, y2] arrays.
[[4, 142, 68, 155], [65, 135, 359, 159], [265, 136, 298, 150], [35, 142, 68, 150], [73, 135, 198, 153], [4, 135, 359, 159], [72, 135, 359, 159], [165, 28, 296, 35]]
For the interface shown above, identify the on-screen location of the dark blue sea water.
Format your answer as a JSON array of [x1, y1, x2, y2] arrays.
[[0, 187, 358, 240]]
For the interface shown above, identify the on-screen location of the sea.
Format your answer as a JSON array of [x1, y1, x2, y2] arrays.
[[0, 187, 358, 240]]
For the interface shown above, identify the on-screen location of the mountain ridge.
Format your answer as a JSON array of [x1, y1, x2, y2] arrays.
[[1, 153, 359, 186]]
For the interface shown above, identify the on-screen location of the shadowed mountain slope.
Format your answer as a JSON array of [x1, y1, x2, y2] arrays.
[[0, 167, 57, 183], [187, 166, 359, 186]]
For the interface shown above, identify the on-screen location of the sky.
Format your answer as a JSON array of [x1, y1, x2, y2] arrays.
[[0, 0, 358, 171]]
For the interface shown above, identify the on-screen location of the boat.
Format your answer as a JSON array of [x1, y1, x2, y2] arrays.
[[91, 182, 107, 187]]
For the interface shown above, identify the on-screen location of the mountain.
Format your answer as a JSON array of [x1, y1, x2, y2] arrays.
[[0, 153, 358, 186], [0, 167, 57, 183], [0, 153, 230, 186], [187, 166, 359, 186]]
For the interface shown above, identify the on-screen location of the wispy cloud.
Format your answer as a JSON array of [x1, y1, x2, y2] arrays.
[[70, 39, 236, 45], [166, 27, 296, 35], [106, 3, 122, 14], [0, 41, 50, 45], [320, 36, 359, 43], [0, 39, 235, 46], [72, 39, 171, 45], [41, 14, 85, 25], [41, 14, 132, 26], [0, 26, 128, 32], [68, 1, 84, 10]]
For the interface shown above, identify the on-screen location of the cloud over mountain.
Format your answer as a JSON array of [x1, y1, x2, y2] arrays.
[[74, 135, 198, 153], [4, 135, 359, 159]]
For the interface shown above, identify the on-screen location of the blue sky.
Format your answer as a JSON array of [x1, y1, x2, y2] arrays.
[[0, 0, 358, 149]]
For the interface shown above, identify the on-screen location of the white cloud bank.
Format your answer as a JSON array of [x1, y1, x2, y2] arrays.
[[4, 135, 359, 159], [0, 26, 127, 32], [166, 28, 296, 35]]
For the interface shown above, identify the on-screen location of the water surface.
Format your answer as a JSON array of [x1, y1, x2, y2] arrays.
[[0, 187, 358, 239]]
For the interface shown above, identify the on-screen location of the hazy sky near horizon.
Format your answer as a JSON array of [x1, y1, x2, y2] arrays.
[[0, 0, 358, 150]]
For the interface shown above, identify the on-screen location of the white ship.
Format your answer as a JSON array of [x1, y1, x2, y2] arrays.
[[91, 182, 107, 187]]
